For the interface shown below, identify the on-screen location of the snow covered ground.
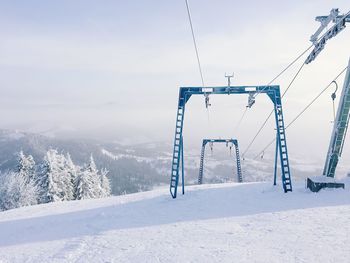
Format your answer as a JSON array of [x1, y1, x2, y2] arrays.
[[1, 181, 350, 263]]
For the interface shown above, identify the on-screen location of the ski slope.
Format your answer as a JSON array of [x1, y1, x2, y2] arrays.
[[1, 181, 350, 263]]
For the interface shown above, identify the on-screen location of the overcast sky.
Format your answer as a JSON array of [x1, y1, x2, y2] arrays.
[[0, 1, 349, 164]]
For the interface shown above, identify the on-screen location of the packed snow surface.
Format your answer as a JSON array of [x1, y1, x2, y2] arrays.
[[1, 181, 350, 262]]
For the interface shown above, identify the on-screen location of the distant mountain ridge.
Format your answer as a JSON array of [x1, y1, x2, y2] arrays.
[[0, 129, 323, 196], [0, 129, 167, 195]]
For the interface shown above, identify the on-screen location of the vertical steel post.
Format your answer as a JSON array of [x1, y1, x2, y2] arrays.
[[323, 58, 350, 177], [181, 136, 185, 195], [234, 141, 243, 183], [274, 131, 278, 186], [272, 90, 292, 192], [198, 140, 206, 184]]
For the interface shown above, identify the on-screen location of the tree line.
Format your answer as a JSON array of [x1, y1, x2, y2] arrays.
[[0, 150, 111, 211]]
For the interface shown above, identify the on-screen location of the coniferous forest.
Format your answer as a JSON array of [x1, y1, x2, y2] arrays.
[[0, 150, 111, 211]]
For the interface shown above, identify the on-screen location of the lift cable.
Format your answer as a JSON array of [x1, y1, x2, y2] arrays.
[[185, 0, 205, 87], [233, 46, 313, 136], [252, 66, 348, 160], [242, 62, 306, 157], [234, 108, 248, 134], [254, 45, 314, 99], [239, 10, 350, 146], [255, 8, 350, 99], [185, 0, 214, 135]]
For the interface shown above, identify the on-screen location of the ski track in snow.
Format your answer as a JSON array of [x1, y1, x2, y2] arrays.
[[0, 182, 350, 262]]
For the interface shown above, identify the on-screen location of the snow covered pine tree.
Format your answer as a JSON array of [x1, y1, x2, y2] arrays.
[[36, 149, 75, 203], [17, 150, 36, 184], [0, 171, 38, 211], [100, 168, 111, 197], [65, 153, 77, 200], [0, 151, 38, 211], [75, 155, 111, 199]]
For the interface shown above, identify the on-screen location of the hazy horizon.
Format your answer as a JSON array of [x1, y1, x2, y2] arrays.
[[0, 0, 349, 163]]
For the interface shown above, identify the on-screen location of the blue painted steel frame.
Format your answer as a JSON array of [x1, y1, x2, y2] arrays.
[[198, 138, 243, 184], [169, 85, 293, 198], [274, 131, 278, 186]]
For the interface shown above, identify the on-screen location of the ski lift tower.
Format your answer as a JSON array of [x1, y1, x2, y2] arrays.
[[305, 8, 350, 192], [198, 138, 243, 184], [169, 85, 293, 198]]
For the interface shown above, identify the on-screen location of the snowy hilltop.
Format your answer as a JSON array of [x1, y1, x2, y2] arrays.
[[1, 181, 350, 262]]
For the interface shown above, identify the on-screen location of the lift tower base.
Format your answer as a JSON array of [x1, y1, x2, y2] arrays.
[[306, 177, 345, 192]]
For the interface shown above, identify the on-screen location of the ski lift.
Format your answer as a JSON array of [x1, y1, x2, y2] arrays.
[[225, 140, 232, 155], [247, 93, 256, 108], [205, 94, 211, 108], [198, 138, 243, 185], [261, 150, 264, 159]]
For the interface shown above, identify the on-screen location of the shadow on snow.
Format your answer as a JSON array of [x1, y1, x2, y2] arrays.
[[0, 182, 349, 247]]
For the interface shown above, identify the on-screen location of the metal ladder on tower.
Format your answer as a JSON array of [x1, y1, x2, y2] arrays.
[[170, 98, 185, 198], [234, 143, 243, 183], [275, 103, 292, 192], [198, 142, 205, 184]]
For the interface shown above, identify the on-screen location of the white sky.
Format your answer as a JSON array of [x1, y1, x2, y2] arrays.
[[0, 1, 349, 167]]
